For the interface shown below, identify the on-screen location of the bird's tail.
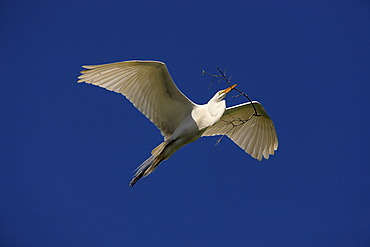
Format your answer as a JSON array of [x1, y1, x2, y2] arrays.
[[129, 141, 168, 187]]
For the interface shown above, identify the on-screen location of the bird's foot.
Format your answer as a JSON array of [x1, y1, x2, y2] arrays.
[[129, 171, 145, 187]]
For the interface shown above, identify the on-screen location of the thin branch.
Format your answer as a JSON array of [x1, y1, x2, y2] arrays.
[[214, 135, 226, 146], [202, 67, 260, 117], [202, 67, 262, 146], [214, 113, 257, 145], [202, 70, 225, 89]]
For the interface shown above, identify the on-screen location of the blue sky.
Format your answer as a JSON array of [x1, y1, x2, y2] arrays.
[[1, 0, 370, 246]]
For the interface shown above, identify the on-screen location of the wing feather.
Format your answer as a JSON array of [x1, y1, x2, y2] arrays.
[[202, 101, 278, 160], [78, 60, 195, 139]]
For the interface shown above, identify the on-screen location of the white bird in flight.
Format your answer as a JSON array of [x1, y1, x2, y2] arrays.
[[78, 60, 278, 186]]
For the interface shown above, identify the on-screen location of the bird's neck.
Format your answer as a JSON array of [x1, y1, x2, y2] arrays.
[[191, 99, 226, 131], [208, 98, 226, 118]]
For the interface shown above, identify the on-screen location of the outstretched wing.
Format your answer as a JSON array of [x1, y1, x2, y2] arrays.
[[202, 101, 278, 160], [78, 60, 195, 139]]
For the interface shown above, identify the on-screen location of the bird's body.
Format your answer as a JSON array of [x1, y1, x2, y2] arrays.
[[78, 60, 278, 186]]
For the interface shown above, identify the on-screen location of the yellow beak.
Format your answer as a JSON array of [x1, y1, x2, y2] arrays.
[[220, 84, 237, 94]]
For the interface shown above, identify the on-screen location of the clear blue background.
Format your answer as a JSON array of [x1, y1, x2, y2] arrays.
[[1, 1, 370, 246]]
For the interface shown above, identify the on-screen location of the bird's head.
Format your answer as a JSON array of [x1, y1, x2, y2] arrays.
[[216, 84, 237, 101]]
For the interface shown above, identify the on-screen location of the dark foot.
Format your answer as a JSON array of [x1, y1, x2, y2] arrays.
[[129, 171, 145, 187]]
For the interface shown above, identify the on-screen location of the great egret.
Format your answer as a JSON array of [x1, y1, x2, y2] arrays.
[[78, 60, 278, 186]]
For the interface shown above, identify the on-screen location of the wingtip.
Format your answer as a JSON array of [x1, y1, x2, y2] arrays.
[[82, 65, 96, 69]]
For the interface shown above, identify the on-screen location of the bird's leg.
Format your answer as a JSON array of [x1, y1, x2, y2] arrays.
[[129, 140, 175, 187], [130, 171, 145, 187], [129, 155, 166, 187]]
